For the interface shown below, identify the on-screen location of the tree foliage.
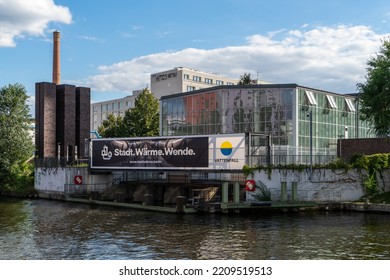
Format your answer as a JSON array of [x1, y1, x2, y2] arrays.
[[0, 84, 34, 192], [97, 114, 125, 138], [97, 88, 159, 138], [357, 39, 390, 136], [238, 73, 253, 85], [123, 88, 159, 137]]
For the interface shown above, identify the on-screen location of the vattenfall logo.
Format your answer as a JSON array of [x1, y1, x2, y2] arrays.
[[220, 141, 233, 156], [215, 141, 239, 163]]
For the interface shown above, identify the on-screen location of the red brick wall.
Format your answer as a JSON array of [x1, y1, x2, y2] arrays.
[[338, 138, 390, 162]]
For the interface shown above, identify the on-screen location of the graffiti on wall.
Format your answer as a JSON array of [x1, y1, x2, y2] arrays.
[[35, 167, 66, 192]]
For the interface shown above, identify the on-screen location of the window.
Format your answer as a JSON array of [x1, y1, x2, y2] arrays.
[[183, 74, 190, 80], [227, 82, 235, 85], [187, 86, 196, 91], [326, 95, 337, 109], [305, 90, 317, 106], [345, 99, 356, 112], [216, 80, 224, 85], [205, 78, 213, 84], [193, 76, 201, 82]]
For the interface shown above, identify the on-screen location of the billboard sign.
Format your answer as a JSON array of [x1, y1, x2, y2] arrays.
[[90, 134, 245, 171]]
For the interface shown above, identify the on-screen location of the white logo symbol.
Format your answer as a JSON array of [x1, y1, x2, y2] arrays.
[[101, 145, 112, 160]]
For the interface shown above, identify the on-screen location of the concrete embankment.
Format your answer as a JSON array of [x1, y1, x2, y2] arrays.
[[342, 202, 390, 213]]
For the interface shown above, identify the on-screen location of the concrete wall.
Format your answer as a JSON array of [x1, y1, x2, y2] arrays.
[[35, 167, 111, 196], [247, 168, 367, 202]]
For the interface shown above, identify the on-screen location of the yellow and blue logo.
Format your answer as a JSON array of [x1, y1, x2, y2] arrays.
[[220, 141, 233, 156]]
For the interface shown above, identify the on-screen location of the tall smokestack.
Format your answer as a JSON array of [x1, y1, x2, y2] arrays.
[[52, 31, 60, 84]]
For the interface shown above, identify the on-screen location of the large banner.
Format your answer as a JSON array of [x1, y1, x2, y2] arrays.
[[90, 134, 246, 170]]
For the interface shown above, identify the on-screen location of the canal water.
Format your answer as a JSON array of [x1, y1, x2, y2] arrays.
[[1, 197, 389, 260]]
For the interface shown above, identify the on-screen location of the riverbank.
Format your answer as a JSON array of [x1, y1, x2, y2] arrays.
[[37, 194, 390, 214]]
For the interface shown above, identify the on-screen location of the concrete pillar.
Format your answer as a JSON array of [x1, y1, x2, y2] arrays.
[[281, 182, 287, 202], [222, 182, 229, 204], [292, 182, 298, 202], [233, 182, 240, 203], [176, 196, 186, 213], [143, 194, 153, 206]]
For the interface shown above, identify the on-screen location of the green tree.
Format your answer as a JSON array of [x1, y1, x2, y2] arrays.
[[97, 113, 126, 138], [0, 84, 34, 192], [357, 39, 390, 136], [238, 73, 252, 85], [123, 88, 159, 137]]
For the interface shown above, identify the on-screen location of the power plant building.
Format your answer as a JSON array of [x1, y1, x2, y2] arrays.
[[160, 84, 375, 165], [35, 31, 91, 162]]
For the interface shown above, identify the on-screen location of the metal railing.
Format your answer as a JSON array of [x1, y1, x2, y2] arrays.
[[249, 154, 337, 167]]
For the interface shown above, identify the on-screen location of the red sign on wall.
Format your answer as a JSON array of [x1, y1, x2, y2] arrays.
[[74, 175, 83, 185], [245, 180, 256, 192]]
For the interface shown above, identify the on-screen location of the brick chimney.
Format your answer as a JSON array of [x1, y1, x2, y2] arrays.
[[52, 31, 60, 84]]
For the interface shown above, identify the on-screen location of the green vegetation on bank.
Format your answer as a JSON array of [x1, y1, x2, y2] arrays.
[[363, 191, 390, 204], [0, 84, 35, 196]]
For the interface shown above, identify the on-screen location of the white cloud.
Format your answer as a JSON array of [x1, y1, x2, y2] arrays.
[[0, 0, 72, 47], [77, 35, 104, 43], [80, 25, 389, 96]]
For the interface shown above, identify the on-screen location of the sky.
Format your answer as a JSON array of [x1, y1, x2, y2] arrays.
[[1, 0, 390, 113]]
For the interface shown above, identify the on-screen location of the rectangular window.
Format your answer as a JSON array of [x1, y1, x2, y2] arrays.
[[183, 74, 190, 80], [216, 80, 224, 85], [187, 86, 196, 91], [326, 95, 337, 109], [305, 90, 317, 106], [227, 82, 235, 85], [205, 78, 213, 84], [345, 99, 356, 112], [193, 76, 201, 82]]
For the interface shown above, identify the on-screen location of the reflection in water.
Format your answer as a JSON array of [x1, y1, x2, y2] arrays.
[[0, 197, 389, 260]]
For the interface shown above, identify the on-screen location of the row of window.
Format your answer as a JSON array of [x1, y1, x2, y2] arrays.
[[304, 90, 356, 112], [183, 74, 235, 86], [93, 101, 133, 113]]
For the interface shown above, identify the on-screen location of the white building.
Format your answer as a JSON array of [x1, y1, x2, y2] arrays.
[[90, 94, 137, 132], [151, 67, 241, 100]]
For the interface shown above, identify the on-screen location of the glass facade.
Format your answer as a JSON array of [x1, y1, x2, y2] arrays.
[[297, 89, 374, 151], [160, 85, 375, 156]]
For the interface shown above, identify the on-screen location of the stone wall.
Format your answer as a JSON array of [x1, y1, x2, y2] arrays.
[[248, 168, 367, 202]]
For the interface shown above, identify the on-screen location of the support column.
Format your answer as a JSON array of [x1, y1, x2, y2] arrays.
[[222, 182, 229, 204], [233, 182, 240, 203], [292, 182, 298, 202], [281, 182, 287, 202]]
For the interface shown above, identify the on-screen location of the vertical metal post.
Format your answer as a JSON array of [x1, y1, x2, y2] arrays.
[[57, 143, 61, 164], [310, 112, 312, 180]]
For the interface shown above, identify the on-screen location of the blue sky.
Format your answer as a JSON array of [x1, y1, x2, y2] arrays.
[[1, 0, 390, 111]]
